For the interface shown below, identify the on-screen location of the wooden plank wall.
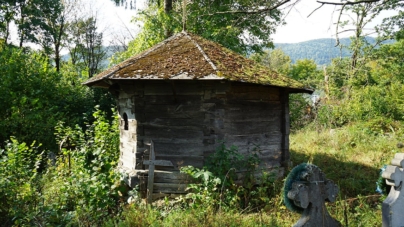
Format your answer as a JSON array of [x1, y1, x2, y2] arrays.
[[118, 80, 288, 192], [221, 82, 283, 171], [117, 86, 137, 172], [136, 81, 206, 170]]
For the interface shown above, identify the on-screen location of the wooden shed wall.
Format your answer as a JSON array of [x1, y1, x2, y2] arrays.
[[117, 80, 290, 176]]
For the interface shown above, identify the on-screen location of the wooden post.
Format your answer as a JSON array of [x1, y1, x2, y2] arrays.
[[146, 141, 155, 204], [324, 66, 329, 102], [143, 140, 174, 204]]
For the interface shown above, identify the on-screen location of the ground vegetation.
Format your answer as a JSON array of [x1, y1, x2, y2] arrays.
[[1, 0, 404, 226]]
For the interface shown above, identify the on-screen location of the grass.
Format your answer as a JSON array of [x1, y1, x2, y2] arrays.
[[105, 121, 403, 227]]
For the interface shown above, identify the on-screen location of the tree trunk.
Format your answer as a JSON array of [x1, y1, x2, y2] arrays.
[[55, 44, 60, 72], [164, 0, 173, 38]]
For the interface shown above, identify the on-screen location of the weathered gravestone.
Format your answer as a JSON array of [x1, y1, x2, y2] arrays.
[[284, 163, 341, 227], [382, 153, 404, 227]]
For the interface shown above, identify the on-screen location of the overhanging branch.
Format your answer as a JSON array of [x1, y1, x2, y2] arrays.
[[317, 0, 380, 5], [203, 0, 291, 16]]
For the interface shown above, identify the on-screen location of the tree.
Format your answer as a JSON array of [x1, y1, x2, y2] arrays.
[[0, 0, 14, 44], [111, 0, 285, 58], [290, 59, 322, 89], [0, 46, 96, 151], [68, 16, 106, 77], [37, 0, 78, 72], [250, 49, 291, 75]]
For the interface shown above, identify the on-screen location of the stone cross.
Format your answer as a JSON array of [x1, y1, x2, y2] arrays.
[[287, 164, 341, 227], [381, 153, 404, 227]]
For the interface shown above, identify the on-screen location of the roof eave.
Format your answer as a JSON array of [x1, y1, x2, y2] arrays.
[[82, 79, 111, 88], [288, 87, 315, 94]]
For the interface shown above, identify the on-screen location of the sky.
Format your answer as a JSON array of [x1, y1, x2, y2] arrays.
[[272, 0, 340, 43], [80, 0, 394, 45], [97, 0, 344, 44]]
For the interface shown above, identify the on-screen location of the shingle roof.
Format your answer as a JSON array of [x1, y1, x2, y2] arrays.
[[84, 31, 312, 93]]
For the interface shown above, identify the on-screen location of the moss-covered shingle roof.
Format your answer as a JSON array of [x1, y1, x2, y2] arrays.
[[84, 31, 312, 93]]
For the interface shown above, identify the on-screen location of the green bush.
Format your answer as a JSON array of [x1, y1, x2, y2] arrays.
[[180, 143, 276, 211], [0, 108, 122, 226], [0, 138, 43, 226]]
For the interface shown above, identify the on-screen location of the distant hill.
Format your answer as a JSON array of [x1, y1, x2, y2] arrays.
[[274, 37, 390, 66], [63, 38, 391, 68]]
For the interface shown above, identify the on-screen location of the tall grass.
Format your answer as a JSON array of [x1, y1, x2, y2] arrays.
[[106, 121, 403, 226]]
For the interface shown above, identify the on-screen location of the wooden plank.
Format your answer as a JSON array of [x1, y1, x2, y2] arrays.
[[144, 83, 205, 95], [224, 115, 281, 123], [229, 83, 280, 94], [136, 112, 205, 121], [133, 103, 211, 119], [142, 95, 203, 105], [154, 171, 194, 184], [226, 92, 280, 101], [139, 118, 206, 127], [153, 155, 204, 170], [168, 83, 205, 95], [226, 99, 280, 105], [153, 183, 188, 194], [143, 160, 173, 167], [146, 141, 155, 204], [143, 125, 204, 139], [224, 108, 281, 120], [223, 121, 281, 134], [224, 102, 281, 110], [222, 133, 283, 146], [152, 141, 205, 156], [144, 84, 173, 95], [120, 158, 135, 170], [280, 89, 289, 168]]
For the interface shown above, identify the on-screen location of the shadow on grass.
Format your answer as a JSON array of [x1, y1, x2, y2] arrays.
[[290, 149, 381, 198]]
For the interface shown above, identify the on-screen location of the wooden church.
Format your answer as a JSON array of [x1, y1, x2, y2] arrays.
[[84, 31, 312, 200]]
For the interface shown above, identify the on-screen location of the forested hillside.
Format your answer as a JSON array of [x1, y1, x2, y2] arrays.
[[274, 37, 392, 65]]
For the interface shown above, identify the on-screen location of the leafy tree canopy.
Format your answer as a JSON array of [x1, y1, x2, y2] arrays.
[[250, 49, 291, 75], [112, 0, 284, 62]]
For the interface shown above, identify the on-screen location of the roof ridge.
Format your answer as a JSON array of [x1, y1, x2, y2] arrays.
[[184, 33, 218, 72]]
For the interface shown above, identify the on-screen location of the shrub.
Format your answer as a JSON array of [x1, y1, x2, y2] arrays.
[[0, 138, 43, 226]]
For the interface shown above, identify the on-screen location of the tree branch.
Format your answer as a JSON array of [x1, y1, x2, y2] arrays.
[[335, 3, 347, 46], [204, 0, 291, 16], [307, 3, 324, 18], [317, 0, 380, 6]]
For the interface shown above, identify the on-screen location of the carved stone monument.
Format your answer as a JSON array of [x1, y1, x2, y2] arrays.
[[284, 163, 341, 227], [381, 153, 404, 227]]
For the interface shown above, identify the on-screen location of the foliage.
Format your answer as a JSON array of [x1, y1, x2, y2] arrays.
[[289, 59, 322, 89], [0, 138, 43, 226], [68, 16, 107, 77], [250, 48, 291, 75], [180, 166, 223, 209], [0, 46, 99, 151], [112, 0, 283, 62], [48, 107, 122, 225], [0, 108, 122, 226], [107, 119, 399, 226], [314, 39, 404, 128], [180, 143, 275, 211], [205, 143, 261, 188], [111, 5, 176, 63], [0, 0, 63, 47]]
